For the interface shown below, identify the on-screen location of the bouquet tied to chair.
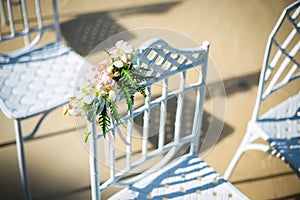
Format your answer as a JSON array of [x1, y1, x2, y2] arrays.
[[64, 40, 152, 142]]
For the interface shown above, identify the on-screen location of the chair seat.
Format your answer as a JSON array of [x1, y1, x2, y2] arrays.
[[257, 93, 300, 176], [268, 137, 300, 176], [109, 155, 248, 200], [257, 92, 300, 139], [0, 42, 84, 119]]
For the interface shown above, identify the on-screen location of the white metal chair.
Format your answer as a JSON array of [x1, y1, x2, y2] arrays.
[[87, 39, 248, 199], [224, 1, 300, 180], [0, 0, 86, 199]]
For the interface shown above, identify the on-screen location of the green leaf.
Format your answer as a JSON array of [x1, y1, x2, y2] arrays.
[[63, 107, 69, 115], [99, 104, 110, 138], [117, 67, 154, 103], [83, 130, 91, 143], [106, 96, 121, 124], [122, 69, 137, 89], [121, 85, 133, 111], [131, 69, 153, 83]]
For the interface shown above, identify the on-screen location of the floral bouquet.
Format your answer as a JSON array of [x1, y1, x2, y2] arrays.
[[64, 40, 151, 142]]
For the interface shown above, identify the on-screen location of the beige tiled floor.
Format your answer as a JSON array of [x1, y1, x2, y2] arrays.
[[1, 0, 300, 199]]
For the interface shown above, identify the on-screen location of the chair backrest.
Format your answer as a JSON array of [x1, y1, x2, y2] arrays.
[[91, 39, 209, 193], [0, 0, 61, 57], [252, 1, 300, 121]]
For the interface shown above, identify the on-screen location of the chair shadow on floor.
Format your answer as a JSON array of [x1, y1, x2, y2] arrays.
[[60, 1, 182, 56]]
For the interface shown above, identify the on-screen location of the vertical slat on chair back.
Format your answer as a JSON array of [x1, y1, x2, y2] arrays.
[[133, 38, 209, 158], [158, 78, 168, 150], [0, 0, 61, 55], [95, 39, 209, 194], [142, 86, 151, 159], [174, 71, 185, 143], [252, 1, 300, 120]]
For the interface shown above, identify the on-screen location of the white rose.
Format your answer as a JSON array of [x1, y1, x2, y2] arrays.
[[113, 61, 124, 68]]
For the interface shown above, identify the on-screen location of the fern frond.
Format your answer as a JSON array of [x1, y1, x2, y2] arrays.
[[122, 69, 137, 89], [99, 104, 110, 138], [131, 69, 154, 87], [118, 68, 153, 99], [106, 96, 121, 124], [121, 85, 133, 111], [118, 77, 135, 91]]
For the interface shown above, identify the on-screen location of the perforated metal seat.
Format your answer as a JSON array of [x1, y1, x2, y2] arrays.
[[109, 155, 247, 200], [268, 137, 300, 174], [0, 43, 83, 119], [257, 93, 300, 139], [259, 93, 300, 176]]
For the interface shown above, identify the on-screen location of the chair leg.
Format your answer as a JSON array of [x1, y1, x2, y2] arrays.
[[224, 129, 252, 180], [14, 119, 32, 200], [88, 119, 100, 200], [224, 144, 245, 180]]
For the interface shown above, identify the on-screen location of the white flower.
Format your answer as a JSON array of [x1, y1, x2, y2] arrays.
[[100, 91, 106, 97], [121, 54, 127, 63], [115, 40, 134, 54], [65, 99, 84, 116], [109, 40, 134, 58], [113, 61, 124, 68], [109, 48, 119, 59], [100, 71, 116, 88], [79, 86, 95, 104], [107, 65, 114, 73], [109, 90, 116, 101], [83, 95, 94, 104], [96, 83, 103, 91]]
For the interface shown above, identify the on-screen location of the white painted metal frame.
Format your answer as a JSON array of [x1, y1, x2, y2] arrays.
[[224, 1, 300, 180], [88, 39, 248, 199], [0, 1, 85, 199]]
